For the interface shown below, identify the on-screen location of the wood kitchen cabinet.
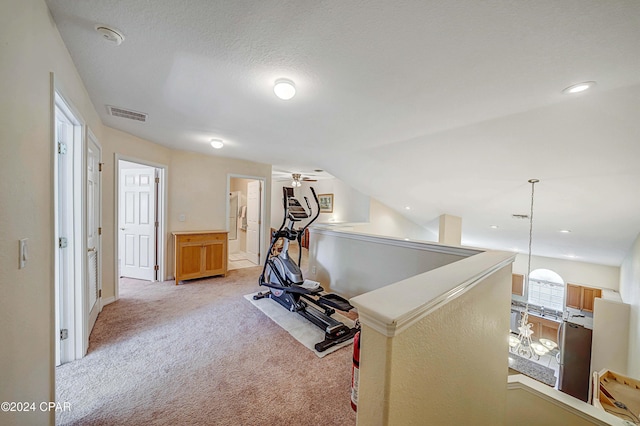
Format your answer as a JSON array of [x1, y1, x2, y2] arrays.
[[581, 286, 602, 312], [566, 283, 602, 312], [527, 314, 560, 343], [173, 231, 228, 284], [566, 284, 582, 309], [512, 274, 525, 296]]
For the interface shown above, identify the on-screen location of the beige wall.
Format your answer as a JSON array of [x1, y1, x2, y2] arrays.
[[620, 232, 640, 377], [102, 127, 172, 299], [167, 152, 271, 276], [512, 253, 621, 296], [0, 1, 102, 424], [356, 257, 512, 425]]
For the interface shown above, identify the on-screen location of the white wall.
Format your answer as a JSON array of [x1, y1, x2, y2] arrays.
[[511, 253, 621, 304], [0, 1, 102, 424], [352, 198, 437, 241], [309, 228, 478, 298], [270, 178, 370, 228], [620, 232, 640, 378]]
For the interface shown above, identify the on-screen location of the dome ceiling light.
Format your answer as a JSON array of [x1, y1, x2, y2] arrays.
[[274, 79, 296, 100], [210, 139, 224, 149], [562, 81, 596, 94]]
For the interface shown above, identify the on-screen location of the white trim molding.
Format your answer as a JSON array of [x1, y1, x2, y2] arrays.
[[351, 250, 516, 337]]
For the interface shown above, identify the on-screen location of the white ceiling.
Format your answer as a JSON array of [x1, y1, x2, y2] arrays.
[[46, 0, 640, 266]]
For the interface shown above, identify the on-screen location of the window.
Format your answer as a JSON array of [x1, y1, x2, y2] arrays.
[[527, 269, 564, 311]]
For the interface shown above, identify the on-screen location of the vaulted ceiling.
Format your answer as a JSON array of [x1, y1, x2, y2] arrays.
[[46, 0, 640, 266]]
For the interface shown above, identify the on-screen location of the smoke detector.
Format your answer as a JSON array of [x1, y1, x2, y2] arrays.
[[95, 25, 125, 45]]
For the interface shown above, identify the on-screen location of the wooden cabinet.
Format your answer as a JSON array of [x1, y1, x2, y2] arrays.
[[512, 274, 524, 296], [566, 283, 602, 312], [173, 231, 228, 284], [566, 284, 582, 309], [581, 286, 602, 312], [527, 314, 560, 343]]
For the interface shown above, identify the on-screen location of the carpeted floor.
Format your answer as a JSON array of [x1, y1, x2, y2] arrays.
[[56, 267, 357, 425]]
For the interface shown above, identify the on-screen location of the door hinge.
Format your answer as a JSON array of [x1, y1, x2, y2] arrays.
[[155, 177, 160, 184], [58, 237, 68, 248], [98, 227, 102, 235], [60, 329, 69, 340], [99, 162, 104, 172], [154, 265, 160, 271], [58, 142, 67, 155], [99, 289, 102, 298], [155, 221, 159, 228]]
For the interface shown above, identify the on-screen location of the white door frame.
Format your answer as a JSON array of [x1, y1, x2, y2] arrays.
[[114, 155, 167, 299], [53, 85, 85, 364], [85, 126, 102, 353], [227, 174, 267, 266]]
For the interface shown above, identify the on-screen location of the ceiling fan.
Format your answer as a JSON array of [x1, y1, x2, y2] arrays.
[[273, 170, 320, 185]]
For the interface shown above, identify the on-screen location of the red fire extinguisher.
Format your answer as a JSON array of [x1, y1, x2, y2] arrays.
[[351, 330, 361, 412]]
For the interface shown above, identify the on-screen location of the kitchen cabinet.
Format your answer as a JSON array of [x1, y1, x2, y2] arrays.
[[173, 231, 228, 284], [581, 287, 601, 313], [512, 274, 524, 296], [527, 314, 560, 343], [566, 283, 602, 312], [566, 284, 582, 309]]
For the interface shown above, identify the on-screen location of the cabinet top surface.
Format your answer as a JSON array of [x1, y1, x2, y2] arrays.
[[172, 230, 228, 235]]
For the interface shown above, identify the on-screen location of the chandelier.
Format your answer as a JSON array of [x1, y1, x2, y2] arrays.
[[509, 179, 549, 359]]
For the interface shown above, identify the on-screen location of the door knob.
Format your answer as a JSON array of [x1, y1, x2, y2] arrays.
[[120, 228, 125, 231], [88, 247, 96, 252]]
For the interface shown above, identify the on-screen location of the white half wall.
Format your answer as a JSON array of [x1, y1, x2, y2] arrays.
[[619, 232, 640, 378], [308, 228, 479, 298]]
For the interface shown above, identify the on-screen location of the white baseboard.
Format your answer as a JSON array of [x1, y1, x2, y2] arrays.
[[102, 296, 116, 305]]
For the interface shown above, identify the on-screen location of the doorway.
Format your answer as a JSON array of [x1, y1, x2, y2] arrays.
[[228, 176, 264, 270], [54, 90, 102, 364], [116, 158, 166, 293]]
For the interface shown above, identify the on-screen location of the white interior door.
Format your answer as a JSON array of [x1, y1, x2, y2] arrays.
[[246, 180, 261, 264], [119, 166, 156, 280], [86, 130, 101, 335]]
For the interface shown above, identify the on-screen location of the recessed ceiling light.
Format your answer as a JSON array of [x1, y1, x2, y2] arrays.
[[559, 229, 571, 233], [210, 139, 224, 149], [404, 206, 411, 210], [562, 81, 596, 94], [273, 79, 296, 100], [490, 225, 499, 229]]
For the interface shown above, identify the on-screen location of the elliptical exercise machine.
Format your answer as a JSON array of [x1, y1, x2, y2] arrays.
[[255, 186, 359, 352]]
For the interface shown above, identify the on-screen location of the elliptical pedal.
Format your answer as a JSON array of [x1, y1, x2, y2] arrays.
[[317, 293, 354, 312]]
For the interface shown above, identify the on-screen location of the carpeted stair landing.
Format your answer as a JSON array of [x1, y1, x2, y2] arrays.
[[56, 267, 356, 425]]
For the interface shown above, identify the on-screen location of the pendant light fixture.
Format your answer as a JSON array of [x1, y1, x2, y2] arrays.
[[291, 173, 302, 187], [512, 179, 547, 359]]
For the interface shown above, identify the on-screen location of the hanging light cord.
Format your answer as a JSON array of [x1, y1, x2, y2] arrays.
[[527, 180, 538, 289]]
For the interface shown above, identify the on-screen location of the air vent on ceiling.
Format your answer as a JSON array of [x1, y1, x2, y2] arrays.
[[512, 214, 530, 220], [106, 105, 148, 122]]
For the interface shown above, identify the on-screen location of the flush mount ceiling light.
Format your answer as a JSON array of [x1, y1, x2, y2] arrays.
[[559, 229, 571, 233], [210, 139, 224, 149], [562, 81, 596, 94], [274, 79, 296, 100]]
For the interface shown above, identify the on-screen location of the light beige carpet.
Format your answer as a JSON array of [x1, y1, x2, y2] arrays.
[[55, 267, 356, 425], [244, 292, 356, 358]]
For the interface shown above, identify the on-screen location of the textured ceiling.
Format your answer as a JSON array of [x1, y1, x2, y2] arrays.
[[46, 0, 640, 266]]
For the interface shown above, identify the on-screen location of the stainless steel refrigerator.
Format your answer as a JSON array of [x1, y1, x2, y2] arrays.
[[558, 321, 593, 402]]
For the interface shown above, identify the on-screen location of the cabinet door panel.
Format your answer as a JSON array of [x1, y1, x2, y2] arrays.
[[179, 244, 203, 277], [512, 274, 524, 296], [566, 284, 582, 309], [203, 242, 224, 274]]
